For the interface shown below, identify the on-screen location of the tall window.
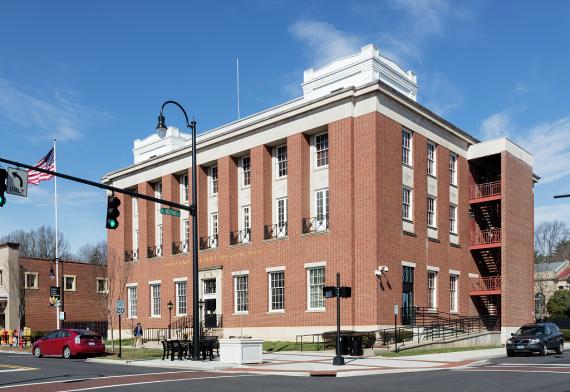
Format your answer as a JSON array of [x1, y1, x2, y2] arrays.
[[402, 187, 412, 221], [427, 196, 436, 228], [180, 174, 189, 203], [133, 229, 139, 252], [128, 286, 137, 318], [449, 153, 457, 186], [210, 166, 218, 195], [157, 224, 163, 247], [155, 182, 162, 209], [308, 267, 325, 310], [210, 213, 219, 237], [316, 189, 329, 220], [234, 275, 248, 313], [276, 145, 288, 177], [183, 219, 190, 243], [450, 275, 458, 312], [242, 206, 251, 231], [315, 133, 329, 167], [427, 271, 437, 309], [176, 281, 187, 315], [242, 156, 251, 187], [427, 142, 436, 176], [277, 198, 288, 227], [151, 284, 161, 317], [449, 204, 457, 234], [402, 129, 412, 165], [132, 198, 138, 217], [269, 271, 285, 311]]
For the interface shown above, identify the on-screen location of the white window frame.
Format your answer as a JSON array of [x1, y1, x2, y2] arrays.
[[315, 132, 329, 168], [449, 153, 457, 186], [24, 272, 38, 289], [242, 205, 251, 231], [241, 156, 251, 188], [402, 187, 413, 221], [183, 219, 190, 243], [427, 141, 436, 176], [203, 278, 216, 295], [449, 204, 457, 234], [180, 174, 189, 203], [277, 197, 288, 227], [133, 229, 139, 257], [234, 274, 249, 314], [132, 198, 138, 217], [96, 278, 109, 294], [427, 271, 437, 310], [307, 267, 325, 311], [154, 181, 162, 210], [64, 275, 76, 292], [210, 213, 219, 237], [276, 145, 288, 178], [210, 166, 218, 196], [150, 283, 161, 317], [176, 281, 187, 316], [268, 270, 285, 312], [450, 275, 459, 313], [128, 286, 138, 318], [315, 188, 329, 231], [402, 129, 412, 166], [427, 196, 436, 228]]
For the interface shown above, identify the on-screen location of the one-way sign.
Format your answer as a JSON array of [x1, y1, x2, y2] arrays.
[[7, 168, 28, 197]]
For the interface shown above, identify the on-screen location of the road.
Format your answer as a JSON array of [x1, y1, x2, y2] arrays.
[[0, 351, 569, 391]]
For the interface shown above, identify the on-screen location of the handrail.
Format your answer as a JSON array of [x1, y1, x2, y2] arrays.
[[172, 240, 189, 255], [471, 228, 501, 245], [124, 249, 139, 262], [147, 245, 163, 259], [302, 215, 329, 233], [264, 223, 288, 239], [470, 181, 501, 199], [230, 229, 251, 245], [199, 235, 218, 250], [470, 276, 501, 292]]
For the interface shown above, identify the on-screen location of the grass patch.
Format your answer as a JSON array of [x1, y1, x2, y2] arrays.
[[103, 348, 163, 360], [377, 345, 501, 357], [263, 341, 323, 352], [104, 338, 136, 346]]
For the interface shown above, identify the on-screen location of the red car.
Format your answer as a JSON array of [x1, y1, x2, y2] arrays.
[[32, 329, 105, 359]]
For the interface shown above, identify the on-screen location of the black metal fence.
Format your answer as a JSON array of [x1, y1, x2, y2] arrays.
[[548, 318, 570, 329], [62, 320, 108, 339]]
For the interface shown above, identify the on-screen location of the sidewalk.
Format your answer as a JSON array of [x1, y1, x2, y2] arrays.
[[88, 347, 505, 377]]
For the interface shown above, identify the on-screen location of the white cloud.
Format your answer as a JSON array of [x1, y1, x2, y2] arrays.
[[535, 203, 570, 226], [0, 78, 107, 141], [422, 74, 464, 116], [289, 20, 362, 67], [480, 111, 513, 140]]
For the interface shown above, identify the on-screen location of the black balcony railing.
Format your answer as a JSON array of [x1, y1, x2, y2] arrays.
[[172, 240, 189, 255], [264, 223, 288, 239], [199, 235, 218, 250], [230, 228, 251, 245], [124, 249, 139, 262], [302, 215, 329, 233], [147, 245, 162, 259]]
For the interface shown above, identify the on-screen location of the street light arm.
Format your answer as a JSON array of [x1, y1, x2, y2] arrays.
[[160, 100, 193, 129]]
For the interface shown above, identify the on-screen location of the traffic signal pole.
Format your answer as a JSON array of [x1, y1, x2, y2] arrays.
[[0, 156, 194, 215]]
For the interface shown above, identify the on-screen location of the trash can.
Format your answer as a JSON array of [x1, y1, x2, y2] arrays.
[[339, 335, 350, 355], [351, 335, 363, 356]]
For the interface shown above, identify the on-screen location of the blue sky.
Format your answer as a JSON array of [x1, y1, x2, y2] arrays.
[[1, 0, 569, 253]]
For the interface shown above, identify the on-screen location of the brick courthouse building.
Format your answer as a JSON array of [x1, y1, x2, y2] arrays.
[[103, 45, 536, 342]]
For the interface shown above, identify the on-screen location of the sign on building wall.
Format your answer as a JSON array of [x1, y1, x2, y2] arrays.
[[49, 286, 61, 307]]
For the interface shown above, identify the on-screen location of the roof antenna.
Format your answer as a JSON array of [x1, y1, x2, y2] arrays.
[[236, 57, 241, 120]]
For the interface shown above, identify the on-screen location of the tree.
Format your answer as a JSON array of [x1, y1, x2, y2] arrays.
[[534, 220, 570, 307], [76, 241, 107, 265], [1, 226, 72, 260], [546, 290, 570, 319]]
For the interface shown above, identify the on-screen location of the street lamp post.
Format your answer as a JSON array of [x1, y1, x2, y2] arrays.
[[50, 258, 64, 325], [167, 300, 174, 340], [156, 101, 200, 360]]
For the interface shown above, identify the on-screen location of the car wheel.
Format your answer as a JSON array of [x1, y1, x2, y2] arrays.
[[556, 342, 564, 354], [507, 350, 514, 357], [63, 346, 72, 359], [33, 346, 42, 358], [541, 344, 548, 356]]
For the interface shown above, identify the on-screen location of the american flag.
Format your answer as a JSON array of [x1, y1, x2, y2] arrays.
[[27, 148, 55, 185]]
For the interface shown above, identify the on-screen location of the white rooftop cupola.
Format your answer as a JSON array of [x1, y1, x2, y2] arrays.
[[133, 126, 190, 164], [302, 44, 417, 101]]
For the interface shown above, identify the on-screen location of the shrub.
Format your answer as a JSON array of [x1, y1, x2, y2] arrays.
[[561, 329, 570, 340], [547, 290, 570, 319]]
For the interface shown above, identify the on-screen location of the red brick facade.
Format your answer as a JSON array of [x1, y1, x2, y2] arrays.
[[106, 93, 535, 340]]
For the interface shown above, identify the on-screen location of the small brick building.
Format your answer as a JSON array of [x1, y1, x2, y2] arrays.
[[103, 44, 537, 342], [0, 242, 107, 333]]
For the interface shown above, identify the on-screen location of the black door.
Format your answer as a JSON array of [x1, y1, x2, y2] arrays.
[[204, 299, 217, 328], [402, 266, 414, 325]]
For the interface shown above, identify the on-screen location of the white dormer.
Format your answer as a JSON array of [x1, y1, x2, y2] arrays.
[[302, 44, 418, 101], [133, 126, 190, 164]]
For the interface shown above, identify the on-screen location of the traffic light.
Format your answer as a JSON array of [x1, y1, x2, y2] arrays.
[[0, 169, 7, 207], [106, 195, 121, 229]]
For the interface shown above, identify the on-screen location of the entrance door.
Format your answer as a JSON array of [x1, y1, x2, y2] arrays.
[[402, 266, 414, 325], [204, 299, 217, 328]]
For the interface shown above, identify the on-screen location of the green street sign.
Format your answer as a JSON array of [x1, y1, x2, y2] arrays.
[[161, 207, 181, 217]]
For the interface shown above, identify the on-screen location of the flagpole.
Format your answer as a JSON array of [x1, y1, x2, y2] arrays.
[[54, 139, 60, 329]]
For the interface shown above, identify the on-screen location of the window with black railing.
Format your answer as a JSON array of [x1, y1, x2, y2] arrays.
[[230, 228, 251, 245], [124, 249, 139, 262], [302, 214, 329, 233], [264, 223, 288, 239], [147, 245, 162, 259], [172, 240, 189, 255], [199, 235, 218, 250]]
